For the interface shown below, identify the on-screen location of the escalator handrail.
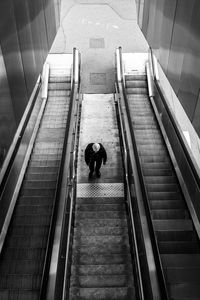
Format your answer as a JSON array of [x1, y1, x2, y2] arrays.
[[149, 47, 200, 188], [117, 47, 169, 300], [0, 75, 41, 195], [40, 48, 80, 300], [115, 81, 145, 300]]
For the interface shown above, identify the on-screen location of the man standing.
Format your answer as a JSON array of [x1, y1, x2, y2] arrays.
[[85, 143, 107, 178]]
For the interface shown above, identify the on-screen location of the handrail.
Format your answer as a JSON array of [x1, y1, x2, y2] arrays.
[[117, 47, 168, 300], [0, 75, 41, 195], [40, 48, 80, 300], [149, 47, 200, 187], [115, 82, 144, 300], [0, 63, 50, 257]]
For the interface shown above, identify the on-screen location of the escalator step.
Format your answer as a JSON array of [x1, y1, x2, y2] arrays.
[[8, 225, 49, 236], [70, 274, 134, 288], [169, 282, 200, 298], [1, 248, 45, 261], [158, 241, 200, 254], [18, 196, 54, 206], [15, 205, 52, 215], [75, 218, 127, 227], [23, 180, 57, 189], [126, 81, 147, 88], [48, 82, 71, 90], [76, 211, 126, 219], [165, 269, 200, 286], [126, 74, 146, 81], [76, 197, 125, 205], [146, 183, 178, 192], [0, 259, 42, 274], [28, 166, 59, 173], [141, 162, 171, 169], [74, 226, 128, 236], [150, 200, 185, 210], [5, 235, 48, 248], [31, 153, 61, 161], [135, 139, 164, 145], [21, 188, 55, 197], [71, 264, 133, 276], [140, 155, 169, 163], [76, 204, 125, 211], [69, 287, 136, 300], [25, 173, 58, 181], [144, 176, 176, 184], [156, 230, 197, 242], [127, 95, 149, 101], [29, 160, 60, 167], [48, 90, 70, 97], [72, 253, 131, 265], [0, 274, 41, 289], [148, 191, 181, 200], [153, 219, 193, 231], [73, 235, 130, 248], [73, 244, 130, 256], [133, 124, 157, 130], [49, 75, 70, 82], [13, 214, 51, 225], [138, 149, 167, 157], [143, 169, 173, 176], [0, 290, 39, 300], [151, 209, 189, 219], [126, 87, 148, 94], [161, 254, 200, 267]]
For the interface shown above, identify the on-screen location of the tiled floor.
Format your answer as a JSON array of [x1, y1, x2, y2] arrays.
[[77, 94, 123, 183], [50, 0, 148, 93]]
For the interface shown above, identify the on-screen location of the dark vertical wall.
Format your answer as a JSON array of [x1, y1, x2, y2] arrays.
[[0, 0, 60, 167], [137, 0, 200, 136]]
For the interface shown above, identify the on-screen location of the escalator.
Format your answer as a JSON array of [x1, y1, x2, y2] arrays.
[[0, 51, 80, 299], [118, 50, 200, 299]]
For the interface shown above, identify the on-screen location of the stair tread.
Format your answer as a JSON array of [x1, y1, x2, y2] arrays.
[[69, 287, 136, 300], [71, 264, 132, 276], [70, 274, 134, 288]]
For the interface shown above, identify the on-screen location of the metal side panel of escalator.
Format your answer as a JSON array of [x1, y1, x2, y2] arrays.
[[117, 48, 200, 300], [0, 50, 81, 300]]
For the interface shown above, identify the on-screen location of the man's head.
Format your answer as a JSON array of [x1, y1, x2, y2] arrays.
[[92, 143, 100, 153]]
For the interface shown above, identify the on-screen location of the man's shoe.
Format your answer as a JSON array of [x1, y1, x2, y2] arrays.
[[88, 172, 93, 179], [96, 171, 101, 178]]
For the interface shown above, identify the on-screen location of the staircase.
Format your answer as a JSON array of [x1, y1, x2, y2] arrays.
[[125, 73, 200, 299], [0, 69, 71, 299]]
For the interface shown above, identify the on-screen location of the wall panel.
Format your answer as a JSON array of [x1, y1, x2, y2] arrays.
[[137, 0, 200, 135], [0, 0, 60, 166]]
